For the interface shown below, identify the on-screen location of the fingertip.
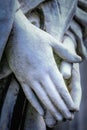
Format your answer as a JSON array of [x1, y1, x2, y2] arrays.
[[60, 61, 72, 79], [61, 71, 71, 79], [75, 55, 82, 62], [68, 101, 78, 112], [55, 114, 63, 122], [74, 106, 80, 112], [70, 105, 79, 112], [64, 52, 82, 63], [69, 54, 82, 63], [44, 111, 57, 128], [66, 113, 74, 121], [46, 120, 57, 128], [63, 114, 74, 122]]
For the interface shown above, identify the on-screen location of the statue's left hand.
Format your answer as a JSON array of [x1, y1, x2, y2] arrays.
[[5, 9, 80, 122]]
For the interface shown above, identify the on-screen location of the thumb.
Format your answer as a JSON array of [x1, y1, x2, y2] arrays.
[[51, 38, 82, 63]]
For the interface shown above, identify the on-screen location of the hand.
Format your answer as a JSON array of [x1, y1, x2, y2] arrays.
[[44, 63, 81, 128], [44, 35, 82, 128], [60, 36, 82, 110], [6, 9, 81, 121], [69, 63, 82, 110]]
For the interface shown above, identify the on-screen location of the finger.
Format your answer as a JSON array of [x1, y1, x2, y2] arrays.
[[60, 36, 75, 79], [21, 83, 44, 116], [69, 63, 82, 110], [50, 38, 82, 63], [44, 111, 57, 128], [63, 35, 76, 53], [63, 35, 79, 60], [29, 80, 63, 121], [45, 110, 74, 127], [60, 61, 72, 79], [41, 74, 73, 119], [49, 65, 76, 111]]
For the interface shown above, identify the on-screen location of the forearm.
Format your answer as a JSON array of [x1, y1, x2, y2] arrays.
[[14, 0, 32, 31]]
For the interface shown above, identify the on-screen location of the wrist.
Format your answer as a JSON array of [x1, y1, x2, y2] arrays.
[[14, 1, 31, 30]]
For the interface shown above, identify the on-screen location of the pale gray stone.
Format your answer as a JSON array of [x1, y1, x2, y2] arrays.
[[0, 0, 87, 130]]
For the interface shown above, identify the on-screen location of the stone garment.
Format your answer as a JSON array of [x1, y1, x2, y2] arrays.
[[19, 0, 87, 58], [0, 0, 87, 130], [0, 0, 16, 61]]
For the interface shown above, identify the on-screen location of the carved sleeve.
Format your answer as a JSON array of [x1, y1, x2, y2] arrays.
[[0, 0, 16, 61], [69, 0, 87, 58]]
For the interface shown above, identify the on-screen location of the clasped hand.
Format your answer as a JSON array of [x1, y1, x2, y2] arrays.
[[5, 9, 82, 127]]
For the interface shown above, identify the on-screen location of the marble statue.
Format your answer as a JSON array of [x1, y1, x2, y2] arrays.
[[0, 0, 87, 130]]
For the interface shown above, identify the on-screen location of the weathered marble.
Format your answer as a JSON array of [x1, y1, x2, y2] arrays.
[[0, 0, 87, 130]]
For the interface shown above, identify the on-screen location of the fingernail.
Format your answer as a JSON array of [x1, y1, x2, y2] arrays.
[[67, 114, 72, 120], [47, 121, 58, 128]]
